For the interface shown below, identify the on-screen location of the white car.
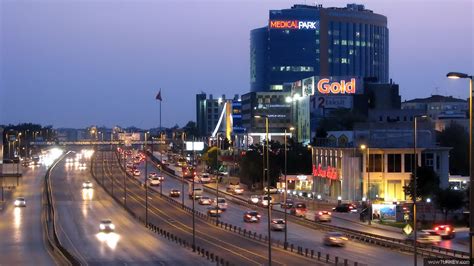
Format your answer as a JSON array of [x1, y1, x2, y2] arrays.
[[14, 197, 26, 207], [259, 196, 273, 207], [199, 196, 212, 205], [82, 181, 93, 189], [212, 198, 228, 211], [99, 219, 115, 233], [232, 187, 244, 195], [200, 173, 211, 183], [148, 177, 161, 186], [148, 172, 158, 178], [264, 186, 278, 194], [133, 170, 141, 176], [248, 195, 260, 204], [407, 231, 442, 244]]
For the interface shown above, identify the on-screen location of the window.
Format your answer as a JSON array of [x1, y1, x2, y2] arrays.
[[349, 49, 354, 55], [436, 155, 440, 170], [341, 58, 348, 64], [422, 153, 434, 168], [368, 154, 383, 172], [334, 40, 340, 45], [387, 154, 401, 172], [341, 40, 347, 45], [404, 154, 417, 173]]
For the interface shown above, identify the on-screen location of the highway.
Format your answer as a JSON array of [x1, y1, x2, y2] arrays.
[[0, 165, 55, 265], [49, 151, 210, 265], [97, 150, 328, 266], [111, 150, 423, 265]]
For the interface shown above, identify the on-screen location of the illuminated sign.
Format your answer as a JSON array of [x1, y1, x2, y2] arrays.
[[312, 164, 339, 180], [317, 78, 356, 94], [297, 175, 308, 181], [269, 20, 319, 30]]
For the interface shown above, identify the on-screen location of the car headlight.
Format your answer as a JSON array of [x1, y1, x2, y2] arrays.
[[14, 200, 20, 206], [100, 224, 105, 230], [109, 224, 115, 230]]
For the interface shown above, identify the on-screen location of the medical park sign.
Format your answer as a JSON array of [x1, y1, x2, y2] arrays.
[[269, 20, 320, 30]]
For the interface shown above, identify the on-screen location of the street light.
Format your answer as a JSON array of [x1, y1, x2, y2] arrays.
[[360, 144, 371, 225], [446, 71, 473, 263], [283, 126, 295, 249], [144, 132, 149, 226], [413, 114, 428, 266], [254, 114, 272, 266]]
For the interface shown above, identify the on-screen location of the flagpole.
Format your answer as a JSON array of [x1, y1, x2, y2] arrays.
[[160, 89, 162, 164]]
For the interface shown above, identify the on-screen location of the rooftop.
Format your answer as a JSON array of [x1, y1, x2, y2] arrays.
[[403, 95, 467, 104]]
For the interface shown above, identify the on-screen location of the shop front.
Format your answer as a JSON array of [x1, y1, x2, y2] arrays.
[[312, 164, 341, 200]]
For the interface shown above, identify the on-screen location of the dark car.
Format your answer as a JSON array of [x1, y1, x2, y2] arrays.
[[333, 203, 357, 213], [243, 211, 261, 223], [280, 199, 294, 209], [169, 189, 181, 197]]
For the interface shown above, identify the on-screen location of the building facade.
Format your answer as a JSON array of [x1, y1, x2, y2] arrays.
[[251, 3, 389, 92], [196, 93, 239, 137]]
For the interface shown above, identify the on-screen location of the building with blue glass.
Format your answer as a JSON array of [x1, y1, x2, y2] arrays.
[[250, 3, 389, 92]]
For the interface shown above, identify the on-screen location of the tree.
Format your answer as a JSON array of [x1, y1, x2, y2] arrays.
[[202, 146, 219, 171], [403, 166, 440, 201], [182, 121, 199, 139], [434, 188, 465, 223], [437, 122, 469, 176]]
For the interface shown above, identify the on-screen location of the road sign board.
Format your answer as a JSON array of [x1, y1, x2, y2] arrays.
[[403, 224, 413, 236]]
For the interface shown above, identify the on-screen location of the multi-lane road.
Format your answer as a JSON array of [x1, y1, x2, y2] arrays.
[[96, 150, 329, 266], [49, 150, 211, 265], [0, 165, 55, 265]]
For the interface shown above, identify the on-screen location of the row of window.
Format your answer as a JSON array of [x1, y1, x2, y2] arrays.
[[367, 153, 438, 173], [333, 40, 375, 47], [271, 66, 314, 72]]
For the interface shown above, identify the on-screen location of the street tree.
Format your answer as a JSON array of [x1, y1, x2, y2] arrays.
[[403, 166, 440, 201], [434, 188, 465, 223]]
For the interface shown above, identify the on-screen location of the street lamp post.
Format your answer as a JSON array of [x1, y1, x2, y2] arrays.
[[360, 144, 371, 225], [284, 126, 294, 249], [255, 115, 272, 266], [446, 72, 473, 262], [144, 132, 149, 226], [413, 114, 427, 266]]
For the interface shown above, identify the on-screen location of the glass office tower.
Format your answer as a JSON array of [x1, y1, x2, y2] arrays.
[[250, 4, 388, 92]]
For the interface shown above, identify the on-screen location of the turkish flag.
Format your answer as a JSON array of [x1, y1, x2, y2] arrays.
[[156, 90, 162, 101]]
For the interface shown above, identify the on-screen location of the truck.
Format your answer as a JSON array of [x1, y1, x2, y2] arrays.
[[188, 181, 203, 199]]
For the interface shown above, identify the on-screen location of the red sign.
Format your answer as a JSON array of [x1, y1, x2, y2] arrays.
[[312, 164, 339, 180]]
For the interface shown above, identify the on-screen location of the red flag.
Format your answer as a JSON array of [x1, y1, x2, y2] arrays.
[[156, 90, 162, 101]]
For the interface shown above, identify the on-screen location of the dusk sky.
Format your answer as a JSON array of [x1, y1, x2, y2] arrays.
[[1, 0, 473, 129]]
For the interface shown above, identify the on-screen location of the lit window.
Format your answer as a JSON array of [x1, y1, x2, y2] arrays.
[[328, 30, 332, 35], [355, 41, 360, 46], [355, 32, 360, 37], [341, 40, 347, 45], [334, 40, 340, 45], [316, 39, 320, 44], [361, 41, 366, 47], [348, 40, 354, 45], [349, 49, 354, 55], [315, 49, 320, 54], [328, 58, 332, 63], [280, 66, 285, 71], [270, 85, 283, 91], [341, 58, 348, 64], [328, 49, 332, 54]]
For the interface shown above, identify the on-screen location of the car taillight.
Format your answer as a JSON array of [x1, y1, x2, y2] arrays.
[[246, 214, 251, 218], [328, 212, 332, 215], [434, 227, 439, 231], [445, 227, 451, 232]]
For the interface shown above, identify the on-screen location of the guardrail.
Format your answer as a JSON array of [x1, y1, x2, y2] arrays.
[[147, 151, 469, 260], [90, 153, 234, 266], [42, 153, 81, 265]]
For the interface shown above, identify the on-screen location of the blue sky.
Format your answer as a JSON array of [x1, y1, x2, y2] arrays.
[[1, 0, 472, 128]]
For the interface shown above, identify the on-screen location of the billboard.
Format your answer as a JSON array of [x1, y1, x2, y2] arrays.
[[185, 141, 204, 151], [231, 100, 245, 134], [269, 20, 320, 30]]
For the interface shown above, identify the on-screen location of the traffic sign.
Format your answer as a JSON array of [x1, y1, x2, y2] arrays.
[[403, 224, 413, 236]]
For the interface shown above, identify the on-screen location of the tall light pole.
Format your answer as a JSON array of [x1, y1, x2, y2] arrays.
[[144, 131, 149, 226], [255, 115, 271, 266], [360, 144, 371, 225], [446, 71, 473, 262], [413, 114, 427, 266], [284, 126, 294, 249]]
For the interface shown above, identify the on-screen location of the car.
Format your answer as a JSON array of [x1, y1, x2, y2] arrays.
[[207, 207, 223, 217], [157, 175, 165, 181], [323, 232, 348, 246], [82, 181, 93, 189], [169, 189, 181, 197], [212, 198, 228, 210], [243, 211, 261, 223], [305, 210, 332, 222], [14, 197, 26, 207], [248, 195, 260, 204], [99, 219, 115, 233], [290, 202, 307, 217], [133, 169, 141, 176], [407, 231, 442, 244], [333, 203, 357, 213], [199, 196, 212, 205], [148, 177, 161, 186], [200, 173, 211, 183], [264, 186, 278, 194], [259, 195, 273, 207], [232, 187, 244, 195], [433, 225, 456, 239], [271, 218, 286, 231], [148, 172, 158, 178], [280, 198, 294, 209]]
